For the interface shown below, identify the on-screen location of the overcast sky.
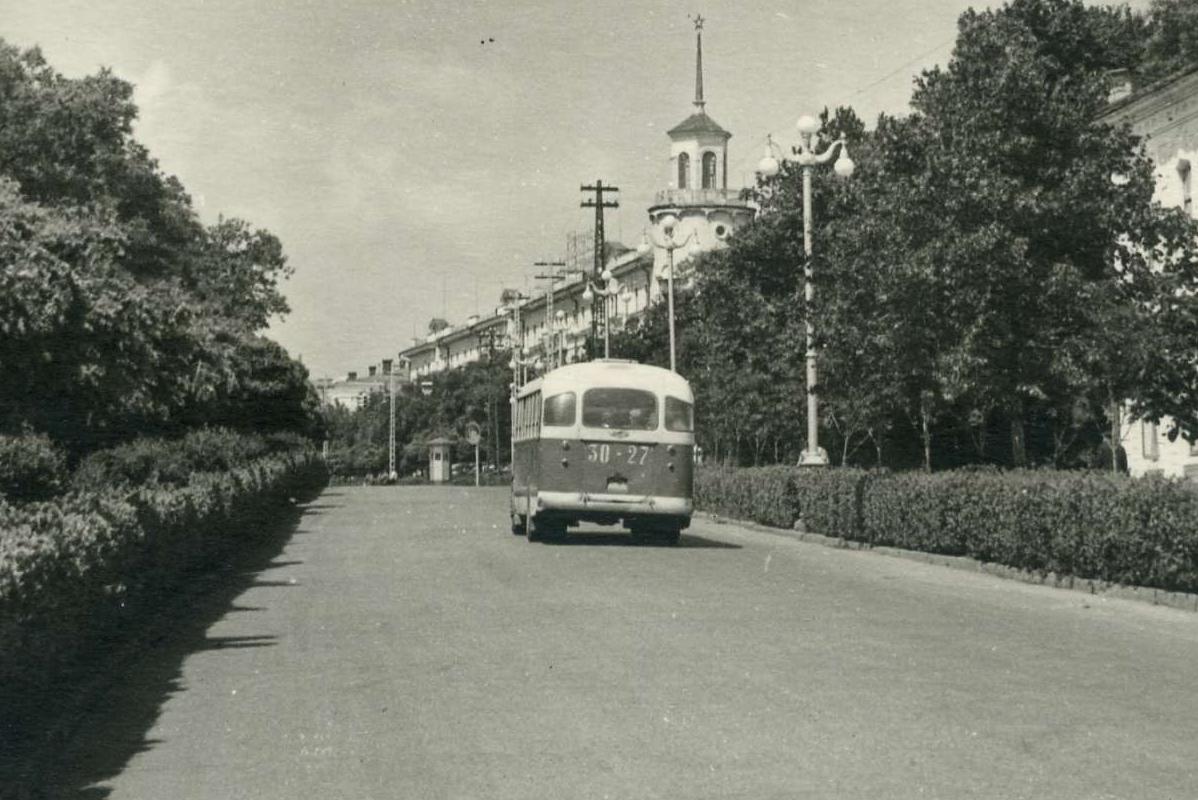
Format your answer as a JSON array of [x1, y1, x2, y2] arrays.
[[2, 0, 1149, 379]]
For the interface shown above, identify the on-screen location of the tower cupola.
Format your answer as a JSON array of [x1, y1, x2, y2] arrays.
[[647, 16, 754, 289]]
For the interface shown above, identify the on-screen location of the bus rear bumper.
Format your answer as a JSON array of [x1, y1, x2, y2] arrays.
[[536, 491, 692, 518]]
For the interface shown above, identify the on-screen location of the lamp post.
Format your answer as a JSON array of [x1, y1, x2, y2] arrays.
[[581, 268, 620, 359], [387, 365, 397, 481], [644, 219, 694, 373], [757, 114, 855, 467]]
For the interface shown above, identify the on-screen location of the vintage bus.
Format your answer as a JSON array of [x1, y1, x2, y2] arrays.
[[510, 359, 694, 544]]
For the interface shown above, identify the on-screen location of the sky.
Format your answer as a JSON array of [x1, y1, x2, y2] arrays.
[[2, 0, 1151, 379]]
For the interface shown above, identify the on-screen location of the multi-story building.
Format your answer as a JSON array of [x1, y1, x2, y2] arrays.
[[1099, 64, 1198, 479], [399, 18, 754, 382], [316, 360, 401, 409]]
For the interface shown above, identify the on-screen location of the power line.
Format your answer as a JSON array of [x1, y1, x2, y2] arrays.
[[849, 36, 956, 99]]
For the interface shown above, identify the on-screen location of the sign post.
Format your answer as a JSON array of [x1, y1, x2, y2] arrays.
[[465, 423, 482, 487]]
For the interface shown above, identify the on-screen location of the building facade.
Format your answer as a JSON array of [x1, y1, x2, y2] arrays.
[[1099, 65, 1198, 479], [316, 361, 400, 410]]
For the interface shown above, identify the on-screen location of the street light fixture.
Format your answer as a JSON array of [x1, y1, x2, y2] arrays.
[[757, 114, 855, 467], [645, 218, 694, 373], [581, 267, 621, 359]]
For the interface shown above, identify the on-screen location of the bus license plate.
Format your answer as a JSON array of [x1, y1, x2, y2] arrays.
[[586, 444, 651, 465]]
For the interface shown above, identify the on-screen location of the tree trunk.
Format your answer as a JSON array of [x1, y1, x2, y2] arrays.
[[1010, 411, 1028, 468], [920, 397, 933, 473], [1109, 399, 1122, 475]]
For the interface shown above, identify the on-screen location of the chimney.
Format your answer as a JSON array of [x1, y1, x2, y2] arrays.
[[382, 358, 393, 375], [1106, 68, 1135, 104], [368, 365, 377, 377], [347, 371, 358, 381]]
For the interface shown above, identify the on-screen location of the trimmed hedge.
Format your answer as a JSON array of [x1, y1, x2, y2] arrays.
[[694, 466, 797, 528], [695, 466, 870, 537], [0, 438, 327, 743], [695, 466, 1198, 594]]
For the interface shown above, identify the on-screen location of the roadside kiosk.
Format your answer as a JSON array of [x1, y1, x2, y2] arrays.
[[427, 437, 453, 483]]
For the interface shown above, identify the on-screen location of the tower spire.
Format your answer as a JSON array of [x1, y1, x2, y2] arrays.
[[692, 14, 705, 110]]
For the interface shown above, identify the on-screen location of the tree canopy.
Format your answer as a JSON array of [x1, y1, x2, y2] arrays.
[[0, 40, 318, 453], [616, 0, 1198, 470]]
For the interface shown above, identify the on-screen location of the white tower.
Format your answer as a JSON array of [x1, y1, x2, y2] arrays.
[[647, 16, 755, 290]]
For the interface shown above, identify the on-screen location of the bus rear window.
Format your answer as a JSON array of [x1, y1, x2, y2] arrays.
[[665, 396, 693, 432], [582, 388, 658, 430], [543, 392, 576, 426]]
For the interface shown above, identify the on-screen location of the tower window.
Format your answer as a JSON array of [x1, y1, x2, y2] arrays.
[[677, 152, 690, 189], [702, 151, 717, 189]]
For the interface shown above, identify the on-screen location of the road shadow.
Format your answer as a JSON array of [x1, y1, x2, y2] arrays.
[[2, 500, 313, 798], [543, 531, 741, 549]]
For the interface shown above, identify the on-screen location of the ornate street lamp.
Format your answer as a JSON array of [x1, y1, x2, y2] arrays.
[[757, 114, 855, 467], [644, 218, 694, 373], [581, 268, 621, 359]]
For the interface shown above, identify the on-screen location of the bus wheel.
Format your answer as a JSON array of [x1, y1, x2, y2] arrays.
[[537, 520, 567, 543], [528, 516, 565, 543], [631, 525, 680, 547]]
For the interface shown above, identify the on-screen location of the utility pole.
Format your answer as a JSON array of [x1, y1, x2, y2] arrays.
[[533, 260, 566, 370], [581, 181, 619, 359]]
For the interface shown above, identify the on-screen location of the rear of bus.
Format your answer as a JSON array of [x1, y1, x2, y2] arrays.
[[535, 361, 694, 536]]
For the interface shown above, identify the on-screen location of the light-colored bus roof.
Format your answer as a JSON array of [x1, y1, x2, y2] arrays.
[[517, 360, 692, 401]]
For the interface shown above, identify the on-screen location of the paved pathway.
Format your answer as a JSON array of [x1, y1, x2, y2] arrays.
[[43, 486, 1198, 798]]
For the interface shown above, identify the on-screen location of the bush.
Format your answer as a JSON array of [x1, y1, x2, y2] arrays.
[[0, 432, 67, 502], [0, 432, 328, 747], [793, 468, 872, 540], [72, 438, 193, 490], [178, 427, 270, 472], [694, 466, 797, 528], [71, 427, 284, 491], [697, 465, 1198, 594]]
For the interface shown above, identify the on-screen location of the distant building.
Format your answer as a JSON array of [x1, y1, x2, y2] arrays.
[[1099, 64, 1198, 479], [317, 361, 400, 409], [398, 18, 754, 381]]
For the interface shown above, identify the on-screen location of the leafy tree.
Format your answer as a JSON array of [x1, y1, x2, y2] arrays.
[[1139, 0, 1198, 83], [0, 39, 316, 452]]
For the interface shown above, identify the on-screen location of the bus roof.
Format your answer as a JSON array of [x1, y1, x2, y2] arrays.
[[517, 360, 693, 401]]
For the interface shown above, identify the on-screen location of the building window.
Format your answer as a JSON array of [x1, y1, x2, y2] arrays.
[[1142, 420, 1159, 461], [677, 153, 690, 189], [702, 151, 717, 189]]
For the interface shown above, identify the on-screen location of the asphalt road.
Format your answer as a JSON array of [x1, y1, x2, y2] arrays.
[[42, 485, 1198, 798]]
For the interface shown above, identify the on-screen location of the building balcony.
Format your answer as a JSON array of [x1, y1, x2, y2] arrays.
[[650, 187, 754, 208]]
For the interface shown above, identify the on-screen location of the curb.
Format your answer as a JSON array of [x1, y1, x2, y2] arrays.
[[698, 512, 1198, 613]]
